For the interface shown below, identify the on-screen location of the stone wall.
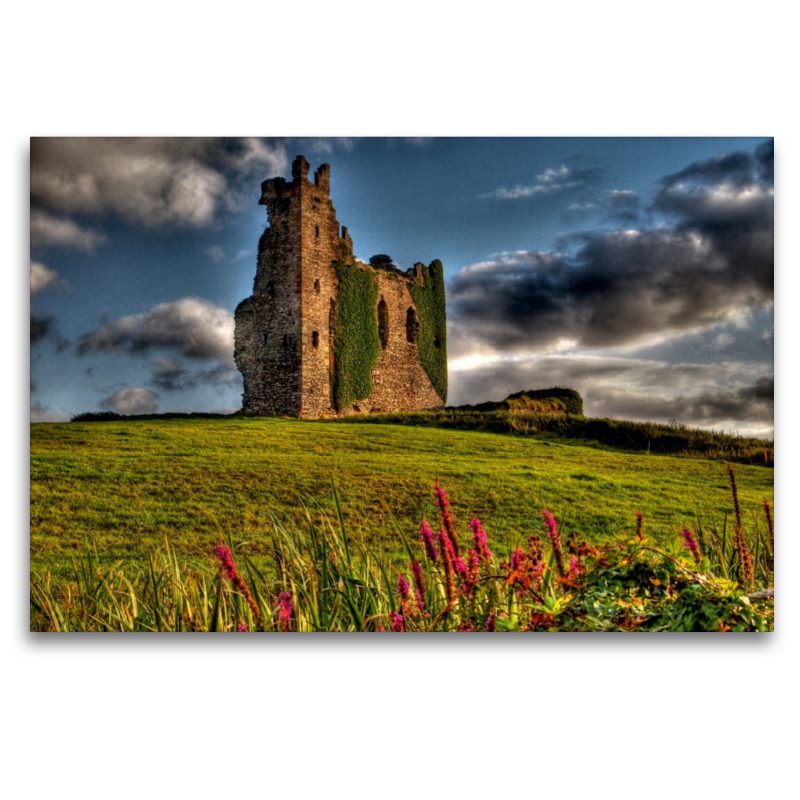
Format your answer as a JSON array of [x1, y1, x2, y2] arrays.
[[234, 155, 446, 417]]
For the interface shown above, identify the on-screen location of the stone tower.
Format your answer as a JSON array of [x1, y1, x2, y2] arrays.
[[234, 156, 446, 418]]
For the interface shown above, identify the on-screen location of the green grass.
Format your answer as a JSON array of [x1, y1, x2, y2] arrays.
[[30, 418, 773, 583]]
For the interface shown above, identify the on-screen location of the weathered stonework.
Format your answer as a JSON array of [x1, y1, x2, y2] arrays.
[[234, 156, 446, 417]]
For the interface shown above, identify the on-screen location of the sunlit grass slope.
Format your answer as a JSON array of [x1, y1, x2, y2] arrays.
[[30, 419, 773, 580]]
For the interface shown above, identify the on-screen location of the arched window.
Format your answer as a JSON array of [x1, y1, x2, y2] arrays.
[[377, 297, 389, 349], [314, 278, 321, 294], [406, 306, 420, 344], [312, 331, 319, 349]]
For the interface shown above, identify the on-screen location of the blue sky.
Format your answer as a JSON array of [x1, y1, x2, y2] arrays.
[[30, 136, 773, 436]]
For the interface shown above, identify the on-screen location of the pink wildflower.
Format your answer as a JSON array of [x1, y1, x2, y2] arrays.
[[420, 517, 438, 562], [214, 543, 263, 627], [510, 548, 525, 571], [485, 614, 496, 632], [568, 557, 581, 575], [470, 518, 493, 562], [238, 622, 249, 632], [434, 482, 460, 558], [397, 574, 411, 602], [214, 544, 238, 580], [461, 549, 480, 597], [454, 555, 468, 577], [679, 528, 701, 564], [541, 509, 559, 541], [277, 591, 293, 632], [389, 611, 405, 632]]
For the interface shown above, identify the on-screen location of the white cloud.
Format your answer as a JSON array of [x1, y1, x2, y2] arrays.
[[30, 261, 59, 295], [481, 164, 589, 200], [100, 387, 159, 414], [30, 209, 106, 252]]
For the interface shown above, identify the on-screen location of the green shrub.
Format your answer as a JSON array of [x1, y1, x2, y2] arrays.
[[460, 387, 584, 416], [408, 259, 447, 402], [70, 411, 124, 422]]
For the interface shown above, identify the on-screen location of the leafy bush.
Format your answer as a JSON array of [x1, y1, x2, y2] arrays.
[[457, 387, 584, 416], [70, 411, 124, 422]]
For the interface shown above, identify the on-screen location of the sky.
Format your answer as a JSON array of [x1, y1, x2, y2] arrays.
[[29, 136, 774, 437]]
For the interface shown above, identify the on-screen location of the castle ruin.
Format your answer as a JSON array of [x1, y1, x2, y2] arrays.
[[234, 156, 447, 417]]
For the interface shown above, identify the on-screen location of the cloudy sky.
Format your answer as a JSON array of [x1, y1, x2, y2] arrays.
[[29, 137, 773, 437]]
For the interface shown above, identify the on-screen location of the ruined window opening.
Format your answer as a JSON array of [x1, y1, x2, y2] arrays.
[[329, 298, 337, 335], [434, 335, 441, 349], [312, 331, 319, 349], [283, 334, 289, 347], [315, 225, 320, 239], [267, 281, 275, 300], [314, 278, 320, 294], [406, 306, 420, 344], [377, 297, 389, 349], [262, 332, 268, 346]]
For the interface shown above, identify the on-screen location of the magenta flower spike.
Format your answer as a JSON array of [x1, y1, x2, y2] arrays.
[[278, 591, 293, 631], [410, 560, 426, 612], [510, 548, 525, 571], [389, 611, 405, 632], [679, 528, 702, 564], [214, 544, 238, 580], [470, 518, 493, 562], [420, 517, 439, 562], [541, 509, 559, 541], [397, 574, 411, 601]]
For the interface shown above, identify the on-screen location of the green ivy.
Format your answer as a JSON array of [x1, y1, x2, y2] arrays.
[[408, 259, 447, 402], [332, 246, 381, 411]]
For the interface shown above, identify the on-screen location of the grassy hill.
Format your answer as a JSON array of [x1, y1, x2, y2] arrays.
[[30, 417, 774, 582]]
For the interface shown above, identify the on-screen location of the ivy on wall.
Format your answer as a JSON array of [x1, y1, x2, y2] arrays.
[[332, 245, 381, 411], [408, 259, 448, 403]]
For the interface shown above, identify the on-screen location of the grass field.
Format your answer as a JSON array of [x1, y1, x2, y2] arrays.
[[30, 418, 774, 582]]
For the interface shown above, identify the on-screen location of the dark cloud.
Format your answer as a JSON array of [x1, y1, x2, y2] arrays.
[[450, 142, 773, 356], [449, 355, 773, 437], [147, 356, 241, 392], [30, 138, 288, 228], [100, 387, 159, 414], [30, 313, 53, 344], [78, 297, 234, 361], [147, 358, 196, 391], [755, 139, 773, 184]]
